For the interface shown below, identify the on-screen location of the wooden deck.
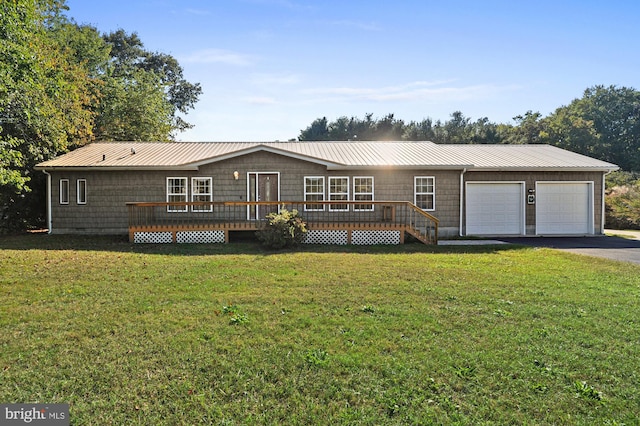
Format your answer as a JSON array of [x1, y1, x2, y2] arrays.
[[127, 201, 438, 245]]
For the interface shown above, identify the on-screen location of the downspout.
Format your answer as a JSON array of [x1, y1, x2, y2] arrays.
[[42, 170, 52, 234], [459, 168, 467, 237], [601, 169, 614, 234]]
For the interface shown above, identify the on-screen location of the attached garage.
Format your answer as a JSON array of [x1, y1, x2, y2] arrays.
[[466, 182, 525, 235], [536, 182, 593, 235]]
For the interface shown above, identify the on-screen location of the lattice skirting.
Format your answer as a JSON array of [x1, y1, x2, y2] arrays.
[[134, 231, 173, 244], [133, 229, 401, 245], [303, 230, 349, 245], [351, 230, 401, 245], [177, 230, 225, 244], [303, 229, 401, 245]]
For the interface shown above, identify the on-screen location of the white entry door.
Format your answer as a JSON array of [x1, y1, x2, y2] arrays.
[[536, 182, 593, 235], [466, 182, 524, 235]]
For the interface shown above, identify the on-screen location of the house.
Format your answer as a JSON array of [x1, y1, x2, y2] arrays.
[[34, 141, 618, 244]]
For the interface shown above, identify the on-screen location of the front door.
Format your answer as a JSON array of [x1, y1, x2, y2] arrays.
[[248, 173, 279, 220]]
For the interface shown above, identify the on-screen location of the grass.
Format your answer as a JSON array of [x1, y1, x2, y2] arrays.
[[1, 234, 639, 424]]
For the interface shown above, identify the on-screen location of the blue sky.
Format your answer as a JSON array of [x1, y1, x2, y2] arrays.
[[65, 0, 640, 141]]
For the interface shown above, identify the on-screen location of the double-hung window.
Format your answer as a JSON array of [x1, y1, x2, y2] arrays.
[[167, 177, 188, 212], [191, 177, 213, 212], [329, 177, 349, 211], [414, 176, 435, 210], [59, 179, 69, 205], [353, 177, 374, 211], [77, 179, 87, 205], [304, 177, 325, 211]]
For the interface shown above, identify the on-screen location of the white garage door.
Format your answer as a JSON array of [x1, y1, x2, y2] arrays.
[[466, 182, 524, 235], [536, 182, 593, 235]]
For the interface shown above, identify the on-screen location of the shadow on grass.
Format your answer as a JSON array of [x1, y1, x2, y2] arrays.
[[0, 232, 533, 256]]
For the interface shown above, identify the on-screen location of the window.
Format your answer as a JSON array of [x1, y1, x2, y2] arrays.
[[329, 177, 349, 211], [167, 177, 188, 212], [59, 179, 69, 205], [415, 176, 435, 210], [304, 177, 325, 211], [353, 177, 374, 211], [191, 177, 212, 212], [77, 179, 87, 204]]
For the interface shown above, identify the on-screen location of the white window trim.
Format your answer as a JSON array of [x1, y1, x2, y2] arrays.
[[353, 176, 374, 211], [304, 176, 325, 211], [329, 176, 350, 212], [191, 177, 213, 212], [167, 177, 188, 212], [77, 179, 87, 205], [414, 176, 435, 211], [59, 179, 69, 205]]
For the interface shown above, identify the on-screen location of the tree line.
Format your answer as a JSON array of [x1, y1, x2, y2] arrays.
[[299, 85, 640, 172], [1, 0, 201, 230]]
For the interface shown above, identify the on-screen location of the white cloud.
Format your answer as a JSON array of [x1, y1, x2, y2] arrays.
[[300, 81, 521, 103], [181, 49, 255, 66], [243, 96, 277, 105], [240, 0, 314, 11], [327, 20, 381, 32], [184, 8, 211, 16], [250, 73, 301, 86]]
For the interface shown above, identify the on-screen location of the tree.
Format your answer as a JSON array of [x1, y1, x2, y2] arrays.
[[549, 85, 640, 171], [300, 113, 404, 141], [500, 111, 549, 145], [1, 0, 95, 230], [0, 0, 202, 231], [440, 111, 471, 143], [49, 24, 202, 142], [403, 118, 436, 141], [373, 113, 405, 140], [298, 117, 330, 141], [298, 112, 502, 144], [545, 108, 600, 157], [328, 116, 357, 140], [99, 29, 202, 140], [94, 69, 174, 141]]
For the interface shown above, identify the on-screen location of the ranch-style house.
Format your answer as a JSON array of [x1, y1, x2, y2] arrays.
[[35, 141, 618, 245]]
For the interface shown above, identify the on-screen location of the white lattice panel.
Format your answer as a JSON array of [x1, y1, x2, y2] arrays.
[[134, 232, 173, 244], [303, 230, 348, 245], [176, 230, 225, 244], [351, 230, 400, 245]]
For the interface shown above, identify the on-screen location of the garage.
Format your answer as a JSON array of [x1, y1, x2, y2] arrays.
[[536, 182, 593, 235], [466, 182, 525, 235]]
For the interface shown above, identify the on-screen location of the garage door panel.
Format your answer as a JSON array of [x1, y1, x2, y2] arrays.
[[536, 183, 592, 235], [466, 183, 524, 235]]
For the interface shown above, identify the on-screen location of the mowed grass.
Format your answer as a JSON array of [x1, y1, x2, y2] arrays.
[[1, 235, 639, 425]]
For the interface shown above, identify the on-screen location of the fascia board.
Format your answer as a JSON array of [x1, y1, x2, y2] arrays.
[[467, 166, 619, 172], [326, 164, 473, 171], [34, 166, 200, 172]]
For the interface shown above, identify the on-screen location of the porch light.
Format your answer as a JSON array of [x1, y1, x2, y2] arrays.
[[233, 170, 239, 180]]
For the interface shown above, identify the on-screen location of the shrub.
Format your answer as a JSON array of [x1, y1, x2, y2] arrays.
[[256, 208, 307, 249], [605, 183, 640, 230], [605, 171, 640, 230]]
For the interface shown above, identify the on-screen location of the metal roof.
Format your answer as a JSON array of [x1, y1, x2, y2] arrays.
[[35, 141, 618, 171]]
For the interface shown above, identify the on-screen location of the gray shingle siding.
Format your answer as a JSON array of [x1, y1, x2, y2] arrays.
[[46, 150, 607, 237]]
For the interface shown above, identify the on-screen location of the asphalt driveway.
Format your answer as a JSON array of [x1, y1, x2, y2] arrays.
[[499, 232, 640, 265]]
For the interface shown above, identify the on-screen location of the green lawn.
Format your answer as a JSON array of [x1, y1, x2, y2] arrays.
[[1, 235, 639, 424]]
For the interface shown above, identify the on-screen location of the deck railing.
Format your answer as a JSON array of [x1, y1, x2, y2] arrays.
[[126, 201, 438, 244]]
